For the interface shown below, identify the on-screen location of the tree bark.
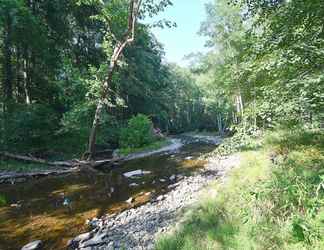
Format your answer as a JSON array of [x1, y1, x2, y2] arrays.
[[217, 113, 223, 135], [86, 0, 142, 160], [3, 12, 13, 109], [0, 151, 116, 168], [23, 47, 31, 105]]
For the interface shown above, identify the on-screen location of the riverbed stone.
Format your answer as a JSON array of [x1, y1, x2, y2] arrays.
[[169, 174, 176, 181], [21, 240, 42, 250], [126, 197, 134, 204], [123, 170, 151, 178]]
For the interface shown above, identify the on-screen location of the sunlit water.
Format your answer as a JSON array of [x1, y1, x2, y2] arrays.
[[0, 142, 215, 250]]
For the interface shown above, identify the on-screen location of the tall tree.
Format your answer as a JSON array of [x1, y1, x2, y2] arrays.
[[86, 0, 172, 159]]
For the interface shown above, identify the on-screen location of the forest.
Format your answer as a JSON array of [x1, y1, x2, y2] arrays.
[[0, 0, 323, 250]]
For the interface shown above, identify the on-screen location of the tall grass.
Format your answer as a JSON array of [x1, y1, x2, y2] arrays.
[[155, 127, 324, 250]]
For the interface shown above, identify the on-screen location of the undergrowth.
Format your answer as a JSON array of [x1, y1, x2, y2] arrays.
[[155, 127, 324, 250]]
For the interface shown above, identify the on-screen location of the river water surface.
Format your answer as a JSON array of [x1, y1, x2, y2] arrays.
[[0, 141, 215, 250]]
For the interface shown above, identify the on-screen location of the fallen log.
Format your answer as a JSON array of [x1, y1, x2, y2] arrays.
[[0, 151, 118, 169]]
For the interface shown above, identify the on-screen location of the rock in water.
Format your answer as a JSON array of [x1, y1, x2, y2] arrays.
[[21, 240, 42, 250], [126, 197, 134, 204], [123, 170, 151, 178]]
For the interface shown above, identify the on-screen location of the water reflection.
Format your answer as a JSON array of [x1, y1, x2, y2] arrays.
[[0, 142, 214, 250]]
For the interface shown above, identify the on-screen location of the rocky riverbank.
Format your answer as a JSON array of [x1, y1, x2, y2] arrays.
[[69, 153, 241, 250]]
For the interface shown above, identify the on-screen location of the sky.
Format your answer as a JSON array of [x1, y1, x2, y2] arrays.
[[147, 0, 211, 66]]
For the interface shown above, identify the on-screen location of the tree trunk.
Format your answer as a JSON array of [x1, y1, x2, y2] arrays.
[[23, 47, 31, 105], [86, 0, 141, 160], [87, 99, 104, 159], [3, 12, 13, 109], [217, 113, 223, 135]]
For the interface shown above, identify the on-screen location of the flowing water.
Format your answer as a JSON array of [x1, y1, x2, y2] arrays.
[[0, 141, 215, 250]]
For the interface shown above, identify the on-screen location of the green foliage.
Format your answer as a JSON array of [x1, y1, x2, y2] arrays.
[[0, 195, 6, 207], [1, 104, 59, 152], [61, 103, 121, 148], [120, 114, 155, 149], [0, 159, 45, 172]]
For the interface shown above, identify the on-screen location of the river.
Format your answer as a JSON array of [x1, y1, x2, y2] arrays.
[[0, 139, 216, 249]]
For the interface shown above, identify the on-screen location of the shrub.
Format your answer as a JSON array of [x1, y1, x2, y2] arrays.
[[119, 114, 155, 149], [1, 104, 59, 152], [60, 103, 121, 152]]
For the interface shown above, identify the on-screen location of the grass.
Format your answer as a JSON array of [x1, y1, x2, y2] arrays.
[[155, 127, 324, 250], [0, 159, 49, 172], [118, 139, 170, 156]]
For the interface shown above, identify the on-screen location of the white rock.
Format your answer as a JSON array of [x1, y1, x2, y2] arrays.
[[126, 197, 134, 204], [21, 240, 42, 250], [129, 183, 139, 187], [73, 232, 91, 243], [156, 195, 165, 201], [185, 156, 193, 160], [123, 170, 151, 178], [80, 233, 105, 248], [169, 175, 176, 181], [159, 179, 166, 182], [10, 203, 21, 208]]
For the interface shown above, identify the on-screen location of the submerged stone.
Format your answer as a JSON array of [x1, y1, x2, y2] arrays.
[[21, 240, 42, 250]]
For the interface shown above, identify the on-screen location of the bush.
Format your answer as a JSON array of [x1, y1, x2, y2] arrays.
[[1, 104, 59, 152], [119, 114, 155, 149], [60, 103, 121, 153]]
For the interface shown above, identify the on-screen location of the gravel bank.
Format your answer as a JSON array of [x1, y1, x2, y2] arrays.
[[69, 154, 241, 250]]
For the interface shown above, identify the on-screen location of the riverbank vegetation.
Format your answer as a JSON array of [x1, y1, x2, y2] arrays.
[[155, 0, 324, 248], [156, 127, 324, 250]]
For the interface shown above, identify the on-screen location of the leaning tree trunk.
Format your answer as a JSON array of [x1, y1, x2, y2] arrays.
[[86, 0, 141, 160]]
